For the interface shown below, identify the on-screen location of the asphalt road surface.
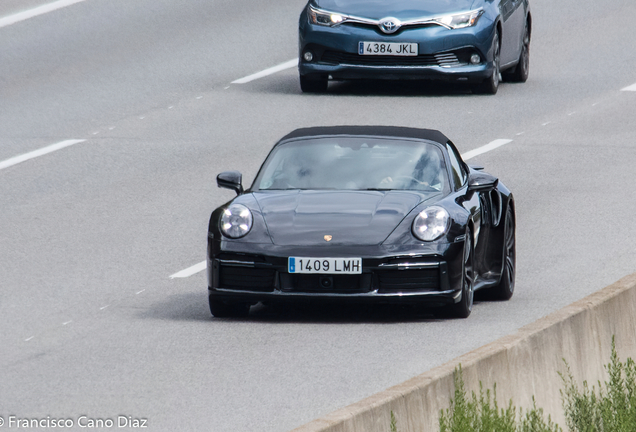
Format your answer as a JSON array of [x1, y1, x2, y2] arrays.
[[1, 0, 636, 431]]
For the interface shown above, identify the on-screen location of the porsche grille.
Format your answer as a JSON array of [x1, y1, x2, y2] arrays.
[[218, 263, 441, 294]]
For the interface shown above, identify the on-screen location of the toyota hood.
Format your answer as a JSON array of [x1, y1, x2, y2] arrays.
[[252, 190, 429, 246], [313, 0, 479, 20]]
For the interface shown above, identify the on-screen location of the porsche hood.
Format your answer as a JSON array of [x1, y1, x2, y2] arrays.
[[312, 0, 478, 21], [253, 190, 429, 246]]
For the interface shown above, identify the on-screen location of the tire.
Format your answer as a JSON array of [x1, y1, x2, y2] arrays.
[[504, 23, 530, 83], [300, 75, 328, 93], [451, 229, 475, 318], [473, 34, 500, 95], [491, 204, 516, 300], [209, 296, 250, 318]]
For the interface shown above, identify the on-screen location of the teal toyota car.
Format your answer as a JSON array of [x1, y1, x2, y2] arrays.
[[298, 0, 531, 94]]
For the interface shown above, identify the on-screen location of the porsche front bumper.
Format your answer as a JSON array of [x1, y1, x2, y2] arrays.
[[207, 241, 465, 306]]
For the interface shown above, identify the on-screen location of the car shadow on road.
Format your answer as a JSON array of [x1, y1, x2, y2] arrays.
[[138, 292, 212, 322], [230, 300, 487, 324], [245, 302, 439, 324], [249, 76, 477, 97], [326, 79, 474, 97], [139, 292, 485, 324]]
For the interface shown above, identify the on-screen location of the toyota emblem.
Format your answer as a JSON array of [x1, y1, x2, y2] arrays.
[[379, 17, 401, 34]]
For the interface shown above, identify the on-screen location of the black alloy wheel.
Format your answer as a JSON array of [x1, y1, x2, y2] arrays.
[[300, 75, 328, 93], [492, 204, 516, 300], [452, 229, 475, 318], [504, 23, 530, 83], [209, 297, 251, 318], [474, 34, 500, 95]]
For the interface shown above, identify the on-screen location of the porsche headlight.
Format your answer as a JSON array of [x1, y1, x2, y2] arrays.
[[433, 9, 483, 29], [220, 204, 253, 239], [308, 5, 346, 26], [412, 206, 450, 242]]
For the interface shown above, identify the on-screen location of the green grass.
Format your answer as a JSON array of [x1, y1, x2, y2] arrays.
[[389, 338, 635, 432], [437, 365, 561, 432], [390, 411, 398, 432], [559, 337, 636, 432]]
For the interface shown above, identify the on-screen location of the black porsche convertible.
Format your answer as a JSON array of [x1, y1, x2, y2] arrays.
[[207, 126, 515, 318]]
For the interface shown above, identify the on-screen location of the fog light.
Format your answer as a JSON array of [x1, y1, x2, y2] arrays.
[[470, 54, 481, 64], [303, 51, 314, 62]]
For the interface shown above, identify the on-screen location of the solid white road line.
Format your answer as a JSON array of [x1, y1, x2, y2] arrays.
[[170, 261, 206, 279], [232, 59, 298, 84], [462, 139, 512, 161], [0, 0, 88, 29], [0, 139, 86, 171], [621, 83, 636, 91]]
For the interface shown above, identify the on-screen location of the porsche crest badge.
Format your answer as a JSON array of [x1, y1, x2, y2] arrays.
[[324, 235, 333, 242]]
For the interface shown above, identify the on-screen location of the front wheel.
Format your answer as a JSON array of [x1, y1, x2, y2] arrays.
[[473, 34, 500, 95], [504, 23, 530, 83], [451, 229, 474, 318], [491, 204, 516, 300], [209, 297, 250, 318]]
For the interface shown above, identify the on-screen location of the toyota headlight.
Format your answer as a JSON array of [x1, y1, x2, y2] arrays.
[[308, 5, 346, 26], [433, 9, 483, 29], [220, 204, 253, 239], [412, 206, 450, 241]]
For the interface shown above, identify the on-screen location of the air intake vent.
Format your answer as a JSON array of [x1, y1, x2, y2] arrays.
[[377, 269, 439, 293], [434, 53, 461, 67], [219, 266, 276, 292]]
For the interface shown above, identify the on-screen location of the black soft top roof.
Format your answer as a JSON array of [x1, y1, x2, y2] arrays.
[[278, 126, 451, 146]]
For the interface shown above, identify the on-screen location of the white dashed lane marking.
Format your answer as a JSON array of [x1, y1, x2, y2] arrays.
[[232, 59, 298, 84], [621, 83, 636, 91], [0, 0, 89, 29], [170, 261, 206, 279], [0, 139, 86, 171], [462, 139, 513, 161]]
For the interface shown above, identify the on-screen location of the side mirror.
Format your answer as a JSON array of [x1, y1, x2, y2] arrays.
[[467, 171, 498, 193], [217, 171, 243, 195]]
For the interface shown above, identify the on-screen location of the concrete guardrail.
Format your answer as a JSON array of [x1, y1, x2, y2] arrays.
[[292, 273, 636, 432]]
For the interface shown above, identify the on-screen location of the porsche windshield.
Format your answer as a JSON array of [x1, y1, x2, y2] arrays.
[[253, 137, 449, 193]]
